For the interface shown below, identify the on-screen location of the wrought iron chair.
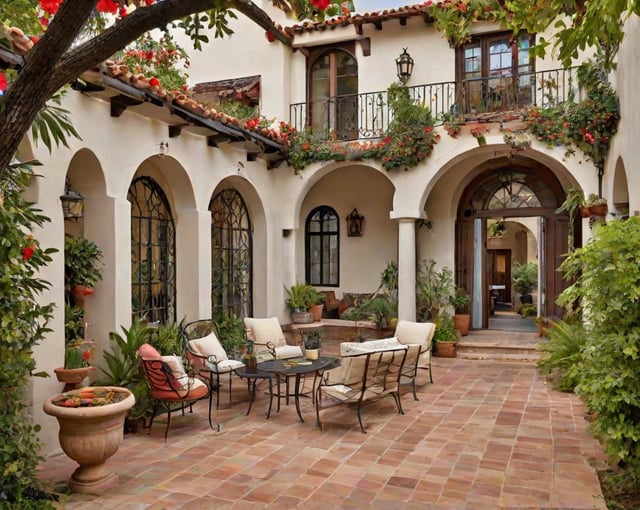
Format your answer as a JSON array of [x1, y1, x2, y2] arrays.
[[394, 320, 436, 399], [138, 343, 212, 440], [182, 319, 245, 410], [316, 346, 408, 434]]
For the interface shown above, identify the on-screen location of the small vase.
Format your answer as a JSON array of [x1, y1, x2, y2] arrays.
[[305, 349, 319, 361]]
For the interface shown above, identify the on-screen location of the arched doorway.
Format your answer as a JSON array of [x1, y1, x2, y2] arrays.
[[455, 156, 576, 328]]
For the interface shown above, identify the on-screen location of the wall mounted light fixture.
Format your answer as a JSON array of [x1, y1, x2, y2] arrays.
[[347, 208, 364, 237], [395, 48, 414, 83], [60, 178, 84, 220]]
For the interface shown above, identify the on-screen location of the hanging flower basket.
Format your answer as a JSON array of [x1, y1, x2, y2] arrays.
[[71, 284, 94, 300]]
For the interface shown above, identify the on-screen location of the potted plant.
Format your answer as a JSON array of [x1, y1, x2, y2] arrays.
[[284, 282, 313, 323], [432, 313, 458, 357], [416, 259, 455, 322], [301, 330, 322, 360], [512, 261, 538, 304], [585, 193, 608, 217], [54, 304, 95, 390], [42, 386, 135, 495], [306, 287, 325, 322], [450, 287, 471, 336], [64, 235, 104, 300]]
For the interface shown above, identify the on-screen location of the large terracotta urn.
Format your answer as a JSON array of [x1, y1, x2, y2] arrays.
[[43, 386, 135, 495]]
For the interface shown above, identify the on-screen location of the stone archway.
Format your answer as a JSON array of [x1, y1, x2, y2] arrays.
[[455, 154, 575, 328]]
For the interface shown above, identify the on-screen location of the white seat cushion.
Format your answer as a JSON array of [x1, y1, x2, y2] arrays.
[[340, 337, 404, 356], [189, 332, 228, 362], [209, 359, 245, 372]]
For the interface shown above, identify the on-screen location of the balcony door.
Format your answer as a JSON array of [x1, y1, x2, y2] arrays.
[[457, 33, 534, 113], [309, 46, 358, 140]]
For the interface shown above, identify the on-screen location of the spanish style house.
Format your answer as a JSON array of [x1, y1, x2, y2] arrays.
[[5, 2, 638, 454]]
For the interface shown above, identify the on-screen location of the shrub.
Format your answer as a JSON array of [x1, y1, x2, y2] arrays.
[[537, 319, 585, 392], [557, 217, 640, 473]]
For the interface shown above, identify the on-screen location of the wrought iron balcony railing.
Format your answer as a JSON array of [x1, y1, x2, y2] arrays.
[[289, 67, 581, 141]]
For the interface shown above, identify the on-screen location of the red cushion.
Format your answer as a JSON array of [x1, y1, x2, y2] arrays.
[[139, 343, 161, 359]]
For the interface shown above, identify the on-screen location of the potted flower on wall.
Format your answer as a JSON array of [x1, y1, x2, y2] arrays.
[[64, 235, 104, 300]]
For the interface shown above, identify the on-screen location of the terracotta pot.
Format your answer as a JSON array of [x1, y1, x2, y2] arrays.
[[43, 386, 135, 495], [453, 314, 471, 336], [433, 341, 457, 358], [71, 285, 93, 300], [580, 207, 592, 218], [310, 304, 324, 322], [54, 366, 95, 391], [589, 204, 608, 217]]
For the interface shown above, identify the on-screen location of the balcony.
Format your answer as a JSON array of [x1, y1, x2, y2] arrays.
[[289, 67, 581, 141]]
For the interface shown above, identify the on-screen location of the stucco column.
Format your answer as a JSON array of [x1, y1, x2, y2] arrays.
[[397, 217, 417, 321]]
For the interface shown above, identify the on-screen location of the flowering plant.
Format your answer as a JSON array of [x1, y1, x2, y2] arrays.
[[52, 387, 117, 408], [64, 340, 94, 369], [523, 57, 619, 170], [286, 83, 439, 172]]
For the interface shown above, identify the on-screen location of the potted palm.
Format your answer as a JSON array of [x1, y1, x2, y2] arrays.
[[64, 235, 104, 300], [285, 282, 314, 323]]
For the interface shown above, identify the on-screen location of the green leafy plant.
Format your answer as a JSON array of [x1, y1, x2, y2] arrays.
[[416, 259, 455, 321], [286, 83, 439, 172], [64, 235, 104, 289], [213, 312, 247, 354], [556, 217, 640, 475], [284, 282, 314, 311], [302, 330, 322, 350], [512, 262, 538, 296], [537, 319, 585, 392], [0, 162, 56, 507], [517, 303, 537, 318], [488, 220, 506, 237], [433, 313, 458, 343], [450, 287, 471, 314]]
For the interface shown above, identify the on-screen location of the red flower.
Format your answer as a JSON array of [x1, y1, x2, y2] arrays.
[[82, 350, 92, 362], [0, 72, 6, 93], [265, 31, 276, 43], [310, 0, 331, 10], [22, 246, 34, 261], [96, 0, 118, 14], [39, 0, 62, 15], [148, 77, 160, 87]]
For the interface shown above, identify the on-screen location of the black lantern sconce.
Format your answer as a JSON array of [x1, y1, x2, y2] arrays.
[[395, 48, 414, 83], [347, 208, 364, 237], [60, 178, 84, 220]]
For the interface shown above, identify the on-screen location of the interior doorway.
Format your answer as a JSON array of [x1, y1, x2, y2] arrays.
[[455, 159, 574, 330]]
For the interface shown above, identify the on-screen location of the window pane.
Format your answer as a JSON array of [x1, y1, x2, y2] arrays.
[[305, 206, 339, 286]]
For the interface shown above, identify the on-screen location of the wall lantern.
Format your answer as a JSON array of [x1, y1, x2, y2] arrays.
[[60, 178, 84, 220], [347, 208, 364, 237], [395, 48, 414, 83]]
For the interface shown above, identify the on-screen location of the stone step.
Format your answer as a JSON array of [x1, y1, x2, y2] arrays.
[[456, 340, 541, 362]]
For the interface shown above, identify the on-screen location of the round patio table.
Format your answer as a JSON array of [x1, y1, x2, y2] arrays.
[[257, 356, 340, 422]]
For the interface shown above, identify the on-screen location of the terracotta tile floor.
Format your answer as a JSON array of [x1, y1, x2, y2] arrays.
[[38, 333, 608, 509]]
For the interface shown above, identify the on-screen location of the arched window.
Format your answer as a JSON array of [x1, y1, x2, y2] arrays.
[[210, 189, 253, 320], [488, 171, 541, 209], [128, 176, 176, 324], [305, 206, 339, 286], [309, 47, 358, 140]]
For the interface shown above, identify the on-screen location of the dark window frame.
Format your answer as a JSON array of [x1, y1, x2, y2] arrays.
[[305, 205, 340, 287]]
